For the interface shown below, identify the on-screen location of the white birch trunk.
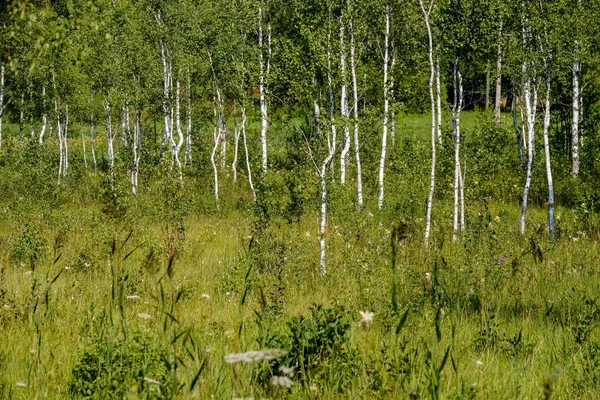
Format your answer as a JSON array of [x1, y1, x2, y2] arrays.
[[572, 49, 580, 178], [460, 159, 465, 232], [90, 111, 97, 173], [520, 65, 537, 235], [421, 0, 437, 246], [349, 15, 363, 210], [452, 57, 463, 242], [63, 105, 69, 174], [105, 98, 114, 168], [327, 7, 335, 156], [378, 2, 390, 210], [29, 93, 34, 138], [131, 109, 141, 197], [211, 119, 221, 205], [185, 71, 192, 165], [435, 55, 442, 146], [160, 39, 172, 161], [0, 64, 4, 148], [543, 70, 554, 240], [339, 11, 350, 184], [241, 106, 256, 201], [495, 20, 503, 125], [121, 104, 128, 146], [175, 79, 184, 183], [40, 86, 47, 144], [57, 103, 63, 184], [232, 104, 240, 183], [320, 115, 337, 276], [82, 127, 87, 170], [258, 5, 268, 174]]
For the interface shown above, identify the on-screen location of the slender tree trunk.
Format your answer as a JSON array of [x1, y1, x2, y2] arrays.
[[320, 107, 337, 276], [350, 14, 363, 210], [131, 109, 141, 197], [241, 106, 256, 201], [435, 55, 442, 146], [258, 5, 268, 174], [56, 100, 63, 185], [0, 64, 5, 148], [339, 11, 350, 184], [90, 111, 97, 173], [63, 105, 69, 174], [82, 127, 87, 170], [29, 92, 34, 138], [121, 104, 128, 146], [390, 65, 395, 148], [543, 69, 554, 240], [0, 63, 6, 148], [160, 39, 172, 161], [520, 65, 537, 235], [378, 1, 390, 210], [39, 86, 47, 144], [572, 47, 580, 178], [174, 79, 184, 183], [421, 0, 436, 246], [185, 71, 192, 165], [452, 57, 463, 242], [211, 119, 221, 205], [105, 98, 114, 168], [327, 6, 335, 157], [460, 158, 465, 232], [232, 104, 240, 183], [495, 20, 503, 125]]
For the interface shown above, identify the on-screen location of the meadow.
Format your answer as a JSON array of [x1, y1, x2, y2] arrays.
[[1, 111, 600, 399]]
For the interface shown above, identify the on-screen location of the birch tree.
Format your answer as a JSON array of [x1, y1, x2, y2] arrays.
[[378, 0, 391, 210], [339, 8, 351, 185], [420, 0, 436, 246], [519, 11, 537, 235], [349, 3, 363, 210]]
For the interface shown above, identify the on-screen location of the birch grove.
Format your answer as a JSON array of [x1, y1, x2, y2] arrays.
[[0, 0, 597, 273]]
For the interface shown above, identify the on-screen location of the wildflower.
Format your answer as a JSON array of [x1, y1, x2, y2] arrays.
[[499, 255, 504, 265], [25, 270, 33, 276], [201, 293, 211, 299], [425, 272, 432, 283], [359, 311, 374, 327], [143, 377, 161, 385], [278, 365, 295, 377], [226, 292, 231, 296], [305, 231, 311, 238], [475, 360, 483, 368], [494, 216, 500, 223], [16, 382, 27, 388], [126, 295, 140, 300], [224, 349, 287, 364], [137, 313, 152, 319], [271, 375, 294, 388]]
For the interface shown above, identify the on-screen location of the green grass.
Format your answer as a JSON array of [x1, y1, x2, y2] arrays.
[[1, 111, 600, 399]]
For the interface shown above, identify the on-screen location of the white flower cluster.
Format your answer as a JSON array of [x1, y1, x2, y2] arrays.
[[271, 375, 294, 388], [224, 349, 287, 364], [359, 311, 374, 327]]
